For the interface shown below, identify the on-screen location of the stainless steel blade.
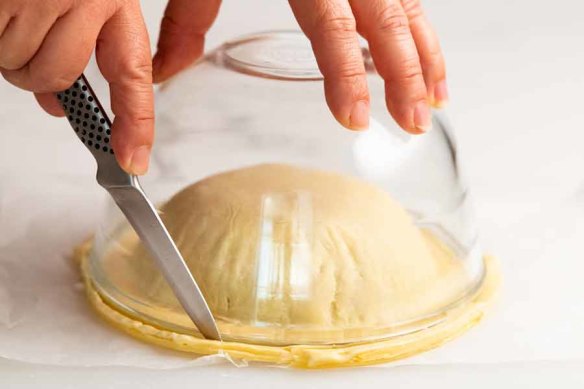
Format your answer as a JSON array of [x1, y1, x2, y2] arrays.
[[56, 75, 220, 341], [107, 185, 221, 341]]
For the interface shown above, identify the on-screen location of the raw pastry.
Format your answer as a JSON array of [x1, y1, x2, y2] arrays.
[[78, 247, 497, 369], [79, 164, 498, 367]]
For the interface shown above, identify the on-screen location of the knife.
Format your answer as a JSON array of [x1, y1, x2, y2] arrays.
[[56, 74, 221, 341]]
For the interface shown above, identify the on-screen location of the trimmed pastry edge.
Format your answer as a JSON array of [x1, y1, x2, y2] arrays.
[[75, 240, 500, 369]]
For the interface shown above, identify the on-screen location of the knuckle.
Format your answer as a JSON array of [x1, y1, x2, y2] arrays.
[[426, 47, 443, 63], [92, 0, 119, 20], [0, 41, 34, 70], [402, 67, 423, 83], [35, 70, 79, 92], [128, 61, 153, 84], [47, 76, 77, 92], [315, 14, 357, 36], [159, 14, 183, 35], [392, 57, 424, 84], [332, 61, 366, 82], [135, 119, 155, 143], [131, 108, 155, 124], [0, 69, 23, 90], [116, 115, 154, 145], [159, 14, 205, 40], [423, 48, 445, 73], [0, 68, 30, 91], [400, 0, 424, 19], [337, 71, 365, 83], [0, 10, 9, 22], [376, 3, 410, 34], [130, 60, 153, 79], [401, 65, 423, 83], [114, 57, 153, 85], [0, 53, 29, 71], [46, 0, 71, 15], [3, 0, 20, 14]]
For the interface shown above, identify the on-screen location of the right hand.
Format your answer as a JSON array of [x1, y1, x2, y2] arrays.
[[152, 0, 447, 135], [0, 0, 154, 175]]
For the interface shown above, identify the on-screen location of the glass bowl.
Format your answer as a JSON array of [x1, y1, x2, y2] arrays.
[[86, 31, 485, 346]]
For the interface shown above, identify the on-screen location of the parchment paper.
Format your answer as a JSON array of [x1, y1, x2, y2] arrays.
[[2, 83, 584, 367], [1, 160, 584, 368]]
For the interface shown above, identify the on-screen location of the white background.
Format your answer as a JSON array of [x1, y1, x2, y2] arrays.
[[2, 0, 584, 387]]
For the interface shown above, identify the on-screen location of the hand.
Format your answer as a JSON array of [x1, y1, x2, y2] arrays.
[[152, 0, 447, 134], [0, 0, 154, 175]]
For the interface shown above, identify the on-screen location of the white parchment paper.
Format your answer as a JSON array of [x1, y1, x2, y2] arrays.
[[2, 71, 584, 367], [2, 0, 584, 369], [1, 150, 584, 368]]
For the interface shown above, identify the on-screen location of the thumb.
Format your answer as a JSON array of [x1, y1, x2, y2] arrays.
[[152, 0, 221, 83]]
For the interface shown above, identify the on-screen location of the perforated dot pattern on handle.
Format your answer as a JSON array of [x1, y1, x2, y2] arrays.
[[56, 76, 113, 155]]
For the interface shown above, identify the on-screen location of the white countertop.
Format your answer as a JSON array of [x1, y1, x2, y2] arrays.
[[2, 0, 584, 387], [3, 359, 584, 388]]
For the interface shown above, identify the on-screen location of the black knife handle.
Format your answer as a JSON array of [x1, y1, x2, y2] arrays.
[[55, 74, 115, 159]]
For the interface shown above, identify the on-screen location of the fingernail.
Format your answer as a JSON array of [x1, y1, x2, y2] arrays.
[[413, 101, 432, 133], [129, 146, 151, 175], [432, 79, 449, 108], [349, 100, 370, 130]]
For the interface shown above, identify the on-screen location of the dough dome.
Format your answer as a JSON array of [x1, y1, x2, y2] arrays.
[[105, 164, 469, 344]]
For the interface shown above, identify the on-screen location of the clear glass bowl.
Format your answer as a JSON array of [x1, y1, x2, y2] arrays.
[[87, 31, 485, 346]]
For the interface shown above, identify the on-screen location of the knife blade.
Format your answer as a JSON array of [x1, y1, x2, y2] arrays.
[[56, 74, 221, 341], [109, 185, 221, 340]]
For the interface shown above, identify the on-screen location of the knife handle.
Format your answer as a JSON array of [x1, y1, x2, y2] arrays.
[[55, 74, 135, 188], [56, 74, 115, 159]]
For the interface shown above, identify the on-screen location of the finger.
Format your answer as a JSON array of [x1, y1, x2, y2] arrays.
[[350, 0, 431, 133], [1, 2, 115, 92], [289, 0, 370, 130], [96, 1, 154, 175], [35, 92, 65, 117], [152, 0, 221, 83], [0, 4, 64, 70], [401, 0, 447, 107], [0, 10, 13, 38]]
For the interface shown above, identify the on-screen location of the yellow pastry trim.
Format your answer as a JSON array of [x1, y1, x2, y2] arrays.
[[76, 241, 499, 369]]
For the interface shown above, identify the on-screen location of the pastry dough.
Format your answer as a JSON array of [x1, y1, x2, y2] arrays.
[[77, 244, 498, 369], [77, 164, 498, 367]]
